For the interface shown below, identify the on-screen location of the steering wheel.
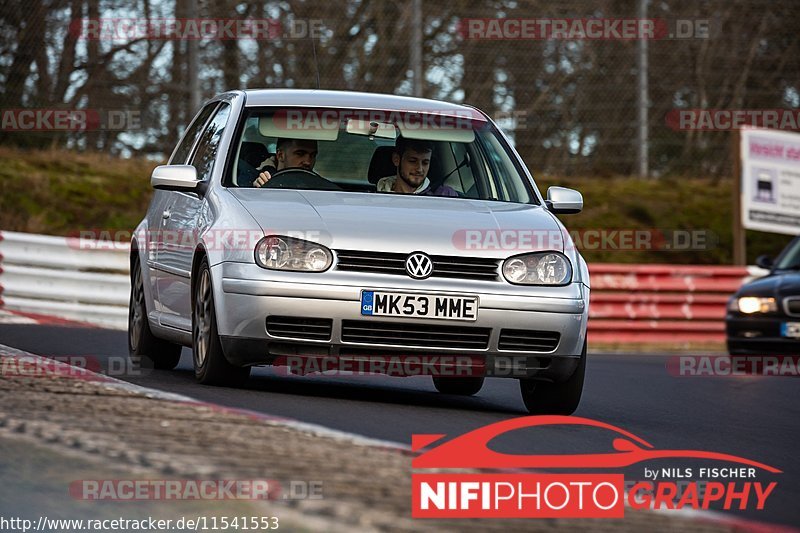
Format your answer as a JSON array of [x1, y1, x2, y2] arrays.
[[262, 168, 342, 191]]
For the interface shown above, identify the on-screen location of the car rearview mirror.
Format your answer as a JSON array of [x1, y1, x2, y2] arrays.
[[151, 165, 201, 192], [345, 119, 397, 139], [755, 255, 774, 270], [546, 186, 583, 214]]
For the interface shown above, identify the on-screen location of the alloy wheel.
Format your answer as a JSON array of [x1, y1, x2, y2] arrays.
[[193, 268, 213, 369]]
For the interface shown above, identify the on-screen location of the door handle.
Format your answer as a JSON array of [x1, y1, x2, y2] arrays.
[[162, 210, 171, 220]]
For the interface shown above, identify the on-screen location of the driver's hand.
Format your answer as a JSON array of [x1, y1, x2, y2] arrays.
[[252, 171, 271, 188]]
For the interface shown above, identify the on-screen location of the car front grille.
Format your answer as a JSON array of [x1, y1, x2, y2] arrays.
[[784, 297, 800, 317], [498, 329, 560, 352], [266, 316, 333, 341], [335, 250, 500, 281], [341, 320, 491, 350]]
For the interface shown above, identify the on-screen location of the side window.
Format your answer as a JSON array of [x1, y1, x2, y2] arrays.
[[445, 142, 476, 197], [169, 103, 218, 164], [189, 103, 231, 182], [480, 131, 533, 203]]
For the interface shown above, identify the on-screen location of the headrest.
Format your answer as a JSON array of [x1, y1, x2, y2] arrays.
[[240, 141, 270, 169], [367, 145, 397, 184]]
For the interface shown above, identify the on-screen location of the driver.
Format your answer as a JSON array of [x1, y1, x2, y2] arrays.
[[252, 138, 318, 187]]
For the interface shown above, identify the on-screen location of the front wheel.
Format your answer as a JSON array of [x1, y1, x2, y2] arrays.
[[432, 376, 484, 396], [128, 258, 182, 370], [192, 258, 250, 386], [519, 339, 586, 415]]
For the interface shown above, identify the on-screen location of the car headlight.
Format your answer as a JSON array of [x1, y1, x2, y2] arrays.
[[502, 252, 572, 285], [255, 236, 332, 272], [734, 296, 777, 314]]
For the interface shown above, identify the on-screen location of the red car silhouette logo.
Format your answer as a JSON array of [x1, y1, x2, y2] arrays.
[[412, 416, 781, 473]]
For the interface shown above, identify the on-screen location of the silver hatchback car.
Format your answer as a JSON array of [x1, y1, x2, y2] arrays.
[[128, 89, 590, 414]]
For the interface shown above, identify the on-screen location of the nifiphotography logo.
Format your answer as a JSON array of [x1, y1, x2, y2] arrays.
[[411, 416, 781, 518]]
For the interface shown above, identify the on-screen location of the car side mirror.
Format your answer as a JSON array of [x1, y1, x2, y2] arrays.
[[151, 165, 203, 194], [755, 255, 773, 270], [546, 186, 583, 214]]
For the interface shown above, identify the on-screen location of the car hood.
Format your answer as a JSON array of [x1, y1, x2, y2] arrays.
[[739, 271, 800, 299], [227, 189, 563, 256]]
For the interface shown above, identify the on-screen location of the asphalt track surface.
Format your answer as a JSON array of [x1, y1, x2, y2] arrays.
[[1, 322, 797, 529]]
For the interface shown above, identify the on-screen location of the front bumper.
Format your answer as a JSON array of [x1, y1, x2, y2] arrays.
[[725, 314, 800, 355], [212, 262, 589, 381]]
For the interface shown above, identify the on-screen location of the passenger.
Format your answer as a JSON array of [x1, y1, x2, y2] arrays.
[[251, 138, 318, 187], [377, 137, 459, 197]]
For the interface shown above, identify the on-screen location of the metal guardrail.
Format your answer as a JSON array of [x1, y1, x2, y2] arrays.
[[0, 231, 130, 330], [0, 230, 767, 344]]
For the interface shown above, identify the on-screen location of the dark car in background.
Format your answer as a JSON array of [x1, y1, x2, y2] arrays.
[[726, 236, 800, 355]]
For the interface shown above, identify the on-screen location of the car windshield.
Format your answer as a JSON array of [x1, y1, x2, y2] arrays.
[[225, 107, 537, 204], [773, 237, 800, 270]]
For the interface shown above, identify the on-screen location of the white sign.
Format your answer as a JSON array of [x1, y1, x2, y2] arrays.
[[740, 127, 800, 235]]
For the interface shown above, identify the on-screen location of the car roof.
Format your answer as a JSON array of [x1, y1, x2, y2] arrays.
[[240, 89, 487, 119]]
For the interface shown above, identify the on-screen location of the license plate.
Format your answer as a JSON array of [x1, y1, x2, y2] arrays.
[[360, 291, 478, 321], [781, 322, 800, 339]]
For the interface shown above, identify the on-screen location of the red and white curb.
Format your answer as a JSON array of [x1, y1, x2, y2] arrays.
[[0, 308, 101, 328], [0, 309, 38, 325], [0, 342, 411, 453]]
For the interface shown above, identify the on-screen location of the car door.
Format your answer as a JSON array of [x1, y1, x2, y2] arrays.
[[148, 102, 219, 318], [157, 102, 232, 331]]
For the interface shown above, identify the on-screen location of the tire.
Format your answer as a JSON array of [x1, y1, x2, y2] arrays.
[[128, 257, 182, 370], [519, 339, 586, 415], [432, 376, 484, 396], [192, 257, 250, 386], [726, 341, 747, 356]]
